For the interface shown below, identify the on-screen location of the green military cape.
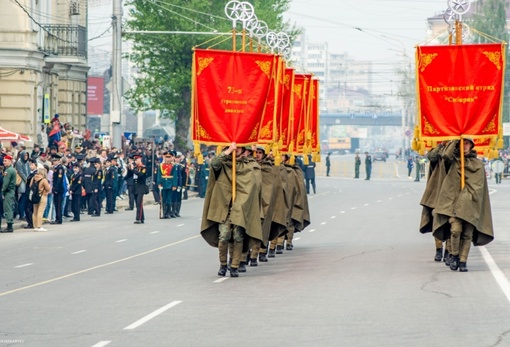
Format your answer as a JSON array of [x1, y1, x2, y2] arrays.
[[419, 146, 447, 234], [289, 164, 311, 232], [432, 142, 494, 246], [200, 153, 263, 251], [259, 158, 286, 246]]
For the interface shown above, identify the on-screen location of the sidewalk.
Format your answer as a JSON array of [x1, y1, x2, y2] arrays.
[[9, 189, 199, 231]]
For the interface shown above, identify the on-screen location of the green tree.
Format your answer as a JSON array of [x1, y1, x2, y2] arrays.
[[467, 0, 509, 146], [124, 0, 297, 151]]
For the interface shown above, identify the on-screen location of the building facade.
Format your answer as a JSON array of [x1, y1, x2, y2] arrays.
[[0, 0, 89, 142]]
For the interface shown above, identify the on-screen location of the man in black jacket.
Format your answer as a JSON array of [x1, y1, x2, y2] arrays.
[[82, 159, 95, 215], [69, 163, 83, 222], [132, 154, 148, 224], [50, 155, 65, 224]]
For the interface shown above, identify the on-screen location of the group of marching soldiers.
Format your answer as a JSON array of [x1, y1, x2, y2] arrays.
[[419, 139, 494, 272], [200, 143, 311, 277]]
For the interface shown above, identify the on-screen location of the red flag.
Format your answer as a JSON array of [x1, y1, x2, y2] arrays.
[[416, 43, 505, 140], [192, 49, 276, 146]]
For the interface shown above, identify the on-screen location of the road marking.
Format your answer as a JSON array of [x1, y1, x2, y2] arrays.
[[0, 235, 200, 297], [364, 203, 369, 206], [388, 197, 393, 200], [309, 229, 315, 233], [150, 231, 160, 234], [124, 300, 182, 330], [15, 263, 33, 268], [91, 341, 111, 347], [214, 278, 229, 283], [177, 224, 184, 227], [377, 200, 382, 203], [330, 216, 336, 219], [320, 222, 326, 225], [116, 239, 127, 243], [340, 211, 345, 214], [294, 237, 301, 241], [480, 247, 510, 303], [351, 207, 357, 210], [72, 250, 87, 254]]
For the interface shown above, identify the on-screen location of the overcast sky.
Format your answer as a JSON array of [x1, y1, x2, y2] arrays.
[[285, 0, 450, 60]]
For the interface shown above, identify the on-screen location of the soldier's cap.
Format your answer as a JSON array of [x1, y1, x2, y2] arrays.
[[88, 157, 99, 164], [463, 138, 475, 148], [75, 154, 86, 161], [51, 153, 62, 160], [40, 153, 47, 158], [255, 145, 265, 152], [72, 162, 81, 168], [132, 154, 143, 159], [243, 146, 253, 152], [163, 151, 174, 157], [75, 144, 82, 149], [105, 158, 111, 163]]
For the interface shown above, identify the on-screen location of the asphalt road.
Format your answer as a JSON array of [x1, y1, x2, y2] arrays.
[[1, 173, 510, 347]]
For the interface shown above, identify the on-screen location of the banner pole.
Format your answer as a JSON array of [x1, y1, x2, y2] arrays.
[[455, 19, 465, 189], [232, 153, 236, 202]]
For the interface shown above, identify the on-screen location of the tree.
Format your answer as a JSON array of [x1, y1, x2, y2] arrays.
[[467, 0, 510, 145], [124, 0, 298, 152]]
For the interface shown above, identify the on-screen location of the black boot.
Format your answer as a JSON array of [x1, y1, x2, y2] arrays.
[[445, 253, 452, 267], [276, 245, 283, 254], [218, 265, 228, 276], [434, 248, 443, 262], [174, 202, 181, 217], [169, 203, 176, 218], [238, 261, 247, 272], [250, 258, 258, 266], [459, 262, 468, 272], [1, 223, 13, 233], [286, 243, 293, 251], [443, 250, 450, 263], [450, 255, 460, 271], [268, 249, 276, 258], [259, 253, 268, 262], [230, 267, 239, 277]]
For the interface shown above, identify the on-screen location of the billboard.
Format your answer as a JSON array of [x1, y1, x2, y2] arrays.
[[87, 76, 104, 116]]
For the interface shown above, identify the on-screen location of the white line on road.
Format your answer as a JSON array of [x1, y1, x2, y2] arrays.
[[480, 247, 510, 304], [124, 301, 182, 330], [309, 229, 315, 233], [340, 211, 345, 214], [91, 341, 111, 347], [214, 278, 229, 283], [15, 263, 33, 268], [72, 250, 87, 254], [351, 207, 357, 210], [377, 200, 381, 203], [320, 222, 326, 225], [116, 239, 127, 243], [364, 203, 369, 206], [331, 216, 336, 219], [294, 237, 301, 241], [0, 235, 200, 297], [177, 224, 184, 227], [150, 231, 160, 234]]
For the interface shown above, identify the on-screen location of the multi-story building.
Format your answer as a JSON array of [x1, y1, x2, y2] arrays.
[[291, 31, 373, 114], [0, 0, 89, 141]]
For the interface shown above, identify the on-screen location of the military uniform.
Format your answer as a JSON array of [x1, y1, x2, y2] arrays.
[[132, 157, 148, 223], [157, 153, 178, 218], [197, 158, 210, 198], [432, 140, 494, 272], [1, 158, 16, 232], [200, 148, 262, 277], [364, 153, 372, 180], [69, 166, 83, 221], [91, 159, 103, 217], [51, 159, 66, 224], [103, 161, 117, 214], [354, 154, 361, 178]]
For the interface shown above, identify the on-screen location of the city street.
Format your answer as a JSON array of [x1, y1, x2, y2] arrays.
[[1, 173, 510, 347]]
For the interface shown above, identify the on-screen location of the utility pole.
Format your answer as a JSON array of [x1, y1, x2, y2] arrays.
[[110, 0, 122, 148]]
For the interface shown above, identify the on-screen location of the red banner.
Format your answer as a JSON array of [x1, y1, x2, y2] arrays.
[[292, 74, 312, 154], [279, 68, 295, 153], [192, 49, 275, 146], [308, 78, 320, 153], [257, 57, 284, 145], [87, 77, 104, 115], [417, 43, 505, 140]]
